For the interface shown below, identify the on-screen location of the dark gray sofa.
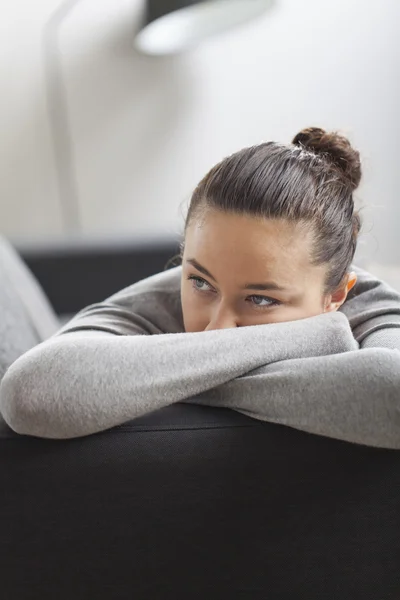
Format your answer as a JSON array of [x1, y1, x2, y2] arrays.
[[1, 237, 400, 600]]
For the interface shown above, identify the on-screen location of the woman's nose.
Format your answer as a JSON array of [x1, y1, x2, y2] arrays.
[[204, 305, 238, 331]]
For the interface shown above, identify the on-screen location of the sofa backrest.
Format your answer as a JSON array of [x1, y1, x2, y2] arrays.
[[1, 402, 399, 600]]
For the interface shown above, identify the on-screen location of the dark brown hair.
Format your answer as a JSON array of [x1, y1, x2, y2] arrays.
[[183, 127, 363, 295]]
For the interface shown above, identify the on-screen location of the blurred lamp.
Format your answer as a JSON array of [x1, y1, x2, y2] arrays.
[[134, 0, 274, 55]]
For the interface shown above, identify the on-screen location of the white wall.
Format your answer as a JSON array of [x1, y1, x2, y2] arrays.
[[1, 0, 400, 279]]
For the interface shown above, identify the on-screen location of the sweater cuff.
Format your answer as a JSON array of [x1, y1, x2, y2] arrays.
[[353, 314, 400, 346]]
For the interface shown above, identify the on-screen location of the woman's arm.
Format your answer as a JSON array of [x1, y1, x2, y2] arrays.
[[0, 310, 356, 439], [2, 262, 399, 443], [188, 264, 400, 450], [340, 264, 400, 344], [187, 346, 400, 449]]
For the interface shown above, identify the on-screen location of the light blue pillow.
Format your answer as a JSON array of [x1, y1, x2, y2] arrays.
[[0, 236, 59, 380]]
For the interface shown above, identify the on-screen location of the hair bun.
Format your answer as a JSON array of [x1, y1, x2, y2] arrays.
[[292, 127, 362, 191]]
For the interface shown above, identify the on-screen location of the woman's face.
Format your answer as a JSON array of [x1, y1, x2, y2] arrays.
[[180, 209, 356, 332]]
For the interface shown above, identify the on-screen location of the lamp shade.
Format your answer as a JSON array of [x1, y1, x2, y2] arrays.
[[134, 0, 274, 56]]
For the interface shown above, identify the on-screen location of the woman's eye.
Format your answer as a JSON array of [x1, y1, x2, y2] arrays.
[[188, 275, 213, 292], [248, 295, 280, 308]]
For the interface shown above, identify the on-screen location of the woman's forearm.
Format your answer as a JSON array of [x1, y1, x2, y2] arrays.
[[187, 311, 400, 449], [188, 347, 400, 449], [0, 311, 356, 439]]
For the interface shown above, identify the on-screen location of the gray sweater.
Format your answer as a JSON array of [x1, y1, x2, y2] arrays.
[[1, 264, 400, 447]]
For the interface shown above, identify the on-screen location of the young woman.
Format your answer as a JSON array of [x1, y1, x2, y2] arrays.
[[1, 127, 400, 447]]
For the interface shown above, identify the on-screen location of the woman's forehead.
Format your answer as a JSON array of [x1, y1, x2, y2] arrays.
[[184, 210, 325, 288], [185, 210, 310, 261]]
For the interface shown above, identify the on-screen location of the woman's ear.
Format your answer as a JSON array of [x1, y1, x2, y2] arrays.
[[324, 271, 357, 312]]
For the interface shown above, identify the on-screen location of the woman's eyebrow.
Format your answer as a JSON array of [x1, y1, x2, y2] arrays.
[[186, 258, 291, 292], [186, 258, 217, 282]]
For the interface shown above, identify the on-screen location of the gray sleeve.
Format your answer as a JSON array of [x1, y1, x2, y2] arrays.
[[190, 265, 400, 450], [188, 347, 400, 449], [0, 310, 357, 439], [340, 263, 400, 345], [2, 262, 400, 445], [361, 326, 400, 350]]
